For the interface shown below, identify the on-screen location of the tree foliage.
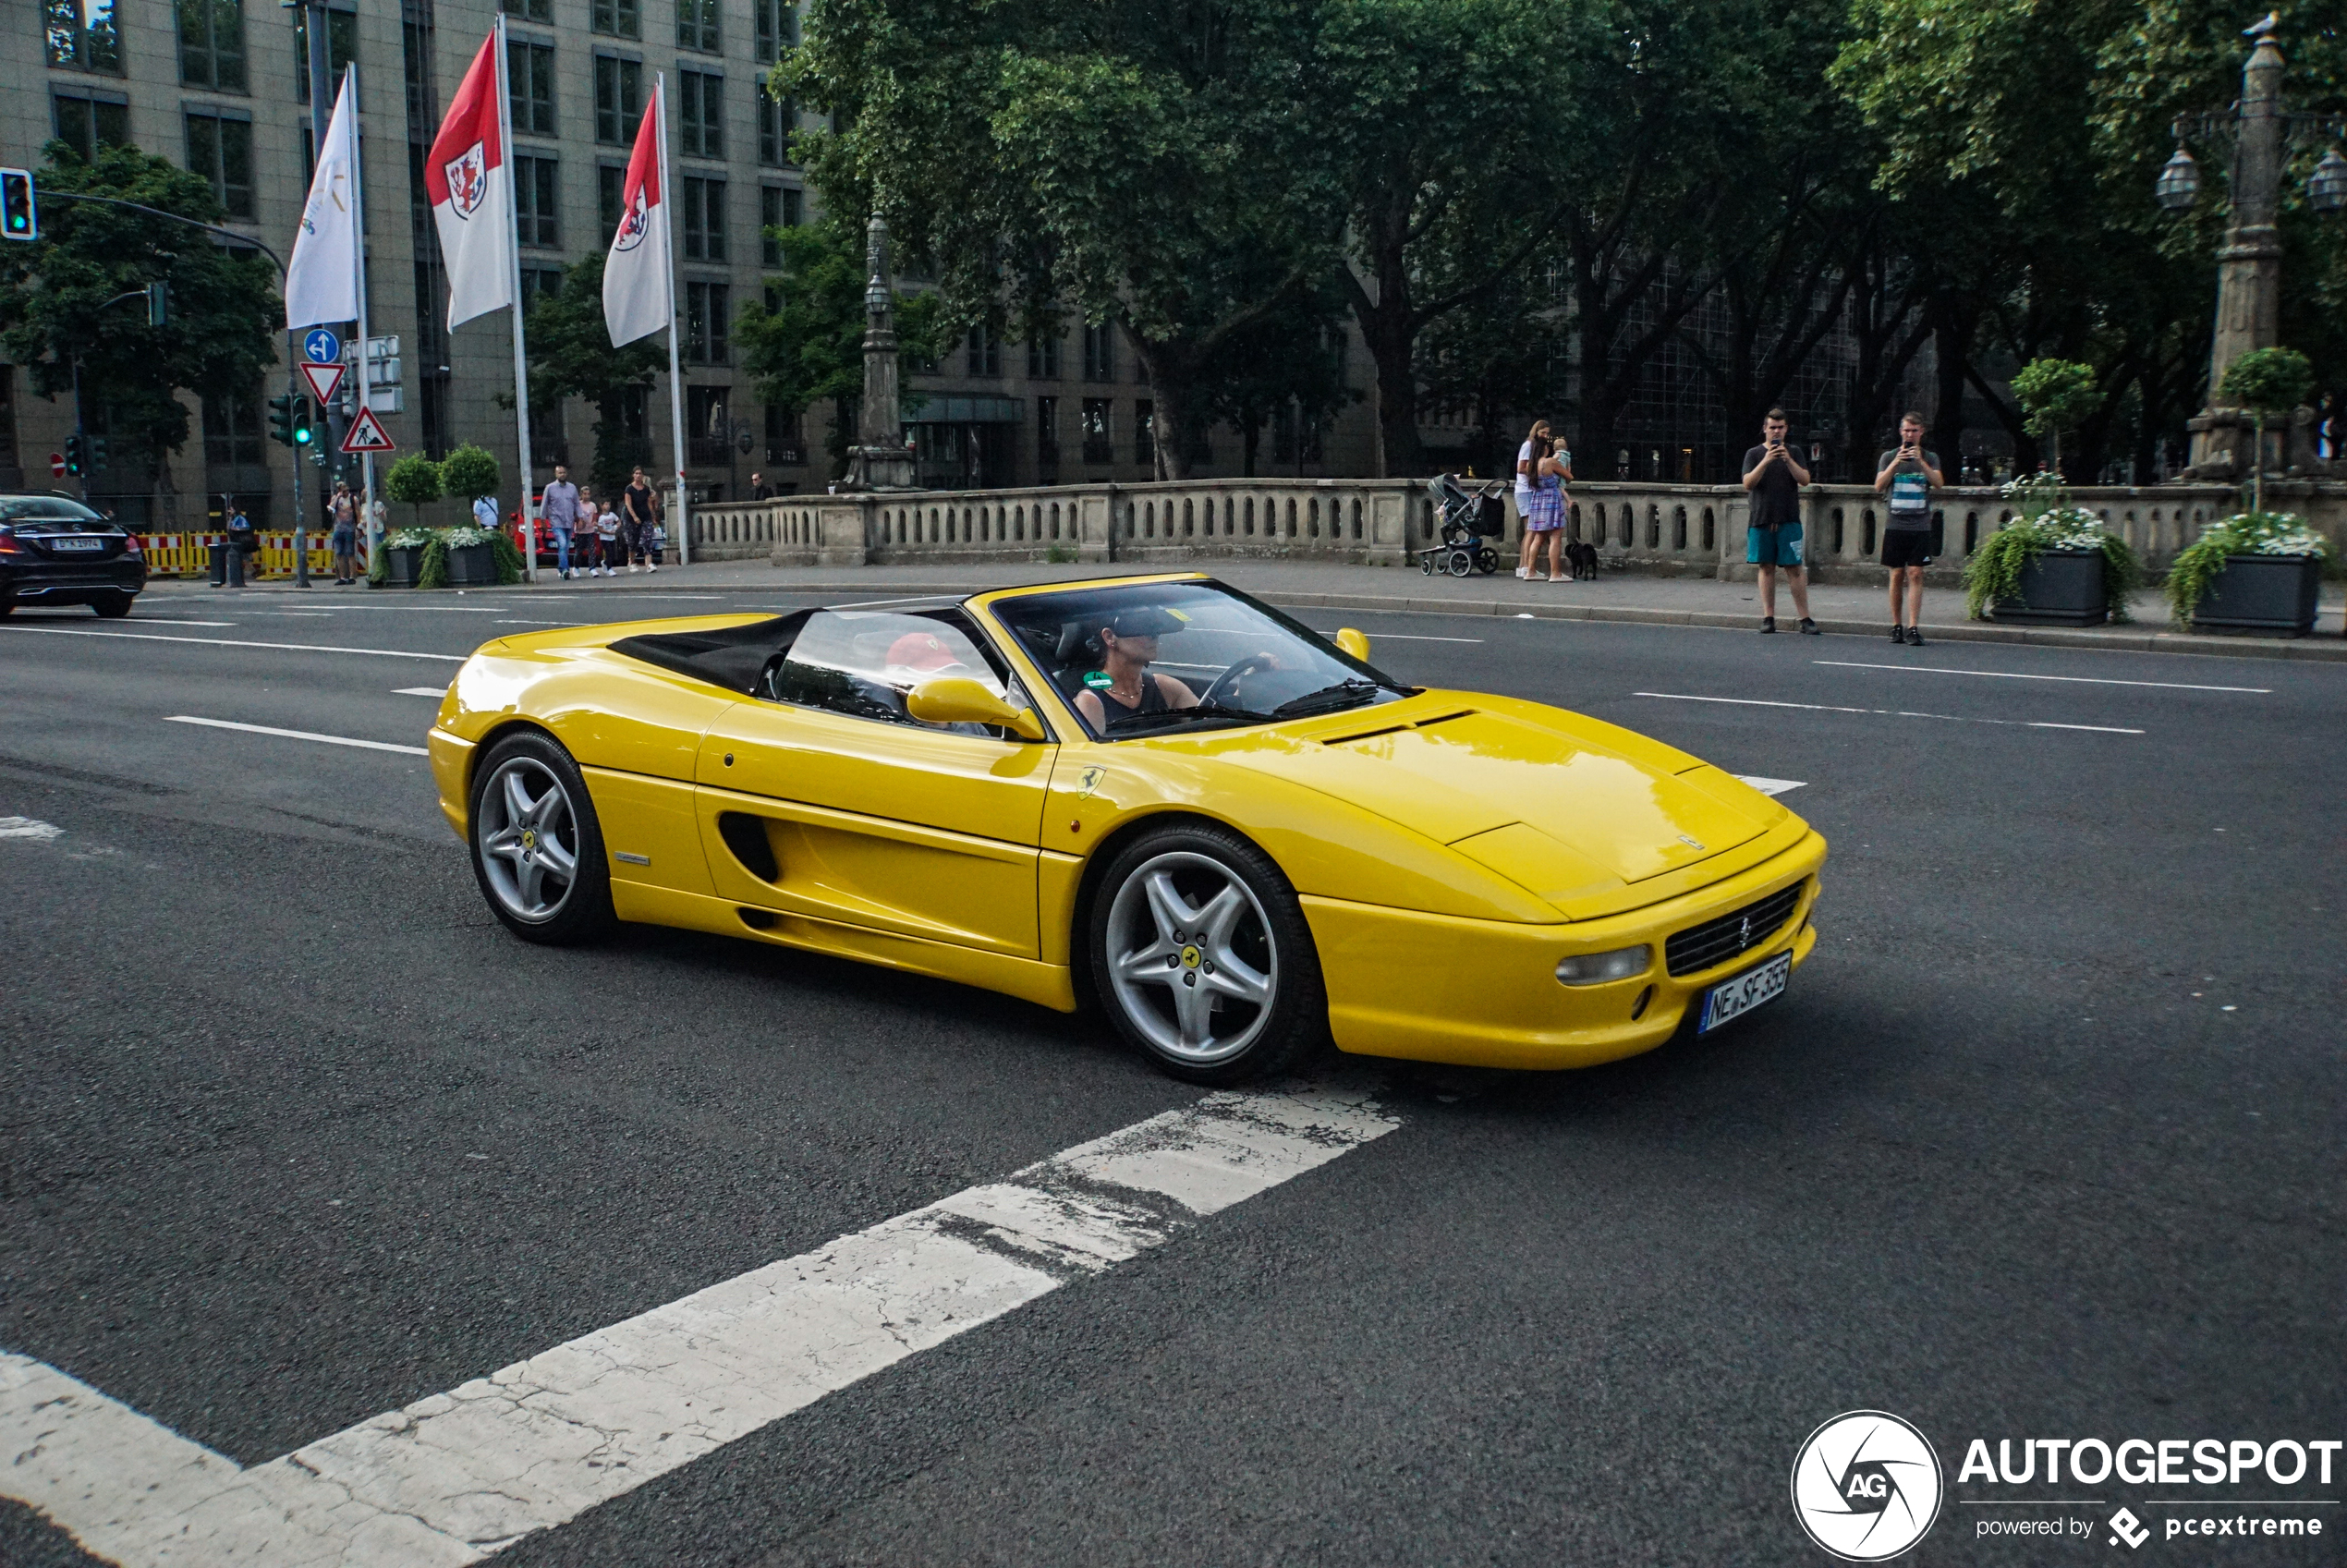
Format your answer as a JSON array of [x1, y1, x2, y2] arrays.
[[519, 253, 667, 495], [439, 443, 500, 502], [0, 141, 278, 520]]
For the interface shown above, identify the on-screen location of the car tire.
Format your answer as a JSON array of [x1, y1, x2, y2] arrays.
[[468, 730, 615, 946], [1088, 821, 1327, 1085], [91, 596, 131, 618]]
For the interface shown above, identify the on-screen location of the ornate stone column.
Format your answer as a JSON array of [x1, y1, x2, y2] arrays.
[[847, 213, 918, 492]]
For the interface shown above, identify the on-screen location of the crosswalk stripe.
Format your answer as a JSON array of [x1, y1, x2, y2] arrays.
[[0, 1085, 1398, 1566]]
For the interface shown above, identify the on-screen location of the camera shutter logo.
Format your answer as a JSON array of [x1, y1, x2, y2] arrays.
[[1791, 1411, 1943, 1561]]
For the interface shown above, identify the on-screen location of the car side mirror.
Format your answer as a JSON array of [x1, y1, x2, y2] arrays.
[[1333, 627, 1371, 662], [906, 676, 1046, 741]]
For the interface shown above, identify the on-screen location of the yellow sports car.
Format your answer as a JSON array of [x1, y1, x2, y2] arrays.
[[429, 573, 1824, 1083]]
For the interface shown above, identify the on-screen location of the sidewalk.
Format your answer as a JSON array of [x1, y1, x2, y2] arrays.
[[152, 557, 2347, 662]]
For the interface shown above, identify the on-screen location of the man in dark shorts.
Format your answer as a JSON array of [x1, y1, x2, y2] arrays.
[[1740, 409, 1817, 634], [1874, 411, 1945, 646]]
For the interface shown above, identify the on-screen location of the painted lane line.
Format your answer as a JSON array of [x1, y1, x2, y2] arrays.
[[0, 1086, 1397, 1567], [118, 619, 238, 627], [0, 816, 66, 841], [1634, 692, 2144, 735], [0, 626, 466, 662], [1733, 776, 1806, 796], [1814, 660, 2268, 694], [165, 716, 430, 757], [393, 687, 448, 698]]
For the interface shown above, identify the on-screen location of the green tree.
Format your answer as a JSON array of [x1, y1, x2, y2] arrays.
[[0, 141, 278, 524], [1193, 281, 1358, 477], [440, 444, 500, 506], [518, 253, 667, 495], [383, 453, 444, 529], [734, 215, 948, 479], [2011, 358, 2098, 473], [784, 0, 1346, 478], [2219, 346, 2315, 514]]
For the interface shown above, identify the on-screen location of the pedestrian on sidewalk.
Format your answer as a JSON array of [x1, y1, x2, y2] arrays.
[[622, 467, 660, 573], [470, 490, 498, 539], [541, 463, 581, 580], [592, 494, 622, 576], [1874, 412, 1945, 646], [750, 470, 772, 500], [1523, 441, 1572, 583], [1740, 409, 1818, 634], [327, 480, 359, 585], [1514, 419, 1551, 580]]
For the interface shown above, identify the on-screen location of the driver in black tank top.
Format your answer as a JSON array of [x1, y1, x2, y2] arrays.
[[1073, 608, 1200, 731]]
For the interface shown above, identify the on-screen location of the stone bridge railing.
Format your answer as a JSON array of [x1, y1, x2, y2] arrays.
[[681, 476, 2343, 582]]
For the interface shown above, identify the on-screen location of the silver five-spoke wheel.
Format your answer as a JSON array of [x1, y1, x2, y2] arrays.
[[1104, 850, 1279, 1066], [476, 754, 582, 923]]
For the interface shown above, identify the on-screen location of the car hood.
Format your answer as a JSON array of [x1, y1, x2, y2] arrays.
[[1207, 693, 1789, 910]]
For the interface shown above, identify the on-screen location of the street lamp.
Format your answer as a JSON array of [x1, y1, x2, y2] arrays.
[[2155, 17, 2346, 478]]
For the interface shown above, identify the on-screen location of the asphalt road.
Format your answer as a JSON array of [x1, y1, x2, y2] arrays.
[[3, 579, 2341, 1567]]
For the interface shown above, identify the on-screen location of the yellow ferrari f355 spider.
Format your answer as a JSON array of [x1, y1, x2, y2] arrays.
[[429, 574, 1824, 1083]]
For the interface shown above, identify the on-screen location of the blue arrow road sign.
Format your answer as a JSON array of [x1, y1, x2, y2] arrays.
[[303, 327, 342, 365]]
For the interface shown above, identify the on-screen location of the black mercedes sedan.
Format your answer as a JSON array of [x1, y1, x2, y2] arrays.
[[0, 495, 145, 615]]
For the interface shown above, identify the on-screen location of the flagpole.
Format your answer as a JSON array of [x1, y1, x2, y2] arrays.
[[656, 72, 690, 567], [493, 12, 538, 582], [347, 65, 377, 564]]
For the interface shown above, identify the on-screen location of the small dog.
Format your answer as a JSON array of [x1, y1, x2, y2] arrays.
[[1563, 538, 1600, 579]]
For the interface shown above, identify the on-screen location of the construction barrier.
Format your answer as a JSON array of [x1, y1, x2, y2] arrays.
[[131, 533, 345, 579]]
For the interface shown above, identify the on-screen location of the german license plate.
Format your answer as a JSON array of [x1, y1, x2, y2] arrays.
[[1698, 952, 1791, 1034], [48, 536, 103, 551]]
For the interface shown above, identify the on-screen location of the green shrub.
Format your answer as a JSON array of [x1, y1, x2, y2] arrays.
[[439, 444, 500, 504], [2165, 511, 2329, 625], [384, 455, 444, 529], [2218, 347, 2315, 517], [1963, 472, 2141, 622]]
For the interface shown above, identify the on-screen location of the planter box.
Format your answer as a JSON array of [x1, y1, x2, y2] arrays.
[[380, 545, 423, 589], [444, 541, 499, 587], [1991, 549, 2106, 626], [2190, 553, 2321, 636]]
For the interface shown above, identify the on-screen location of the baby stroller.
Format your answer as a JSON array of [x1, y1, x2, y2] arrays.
[[1417, 474, 1506, 577]]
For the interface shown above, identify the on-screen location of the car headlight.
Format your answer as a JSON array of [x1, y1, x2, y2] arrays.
[[1555, 944, 1651, 987]]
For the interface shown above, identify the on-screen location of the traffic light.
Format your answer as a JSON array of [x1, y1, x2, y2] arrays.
[[62, 433, 81, 475], [0, 169, 34, 243], [87, 434, 107, 470], [291, 399, 314, 447], [145, 280, 168, 327], [268, 395, 298, 446]]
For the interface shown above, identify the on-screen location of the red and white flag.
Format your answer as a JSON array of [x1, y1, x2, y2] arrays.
[[424, 30, 514, 331], [602, 80, 672, 347]]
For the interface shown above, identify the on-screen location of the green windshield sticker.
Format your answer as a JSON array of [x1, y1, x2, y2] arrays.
[[1083, 671, 1114, 688], [1166, 607, 1192, 622]]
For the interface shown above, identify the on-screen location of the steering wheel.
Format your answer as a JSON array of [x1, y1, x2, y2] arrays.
[[1200, 653, 1280, 710]]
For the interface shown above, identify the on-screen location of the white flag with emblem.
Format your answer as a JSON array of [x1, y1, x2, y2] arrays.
[[284, 75, 359, 331], [601, 79, 671, 347], [424, 30, 513, 330]]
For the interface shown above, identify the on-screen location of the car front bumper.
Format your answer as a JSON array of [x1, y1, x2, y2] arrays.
[[1304, 830, 1827, 1069]]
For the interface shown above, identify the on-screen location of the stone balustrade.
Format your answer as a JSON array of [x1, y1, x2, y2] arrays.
[[679, 475, 2345, 582]]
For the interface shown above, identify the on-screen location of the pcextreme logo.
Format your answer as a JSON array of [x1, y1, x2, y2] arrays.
[[1792, 1411, 1945, 1561]]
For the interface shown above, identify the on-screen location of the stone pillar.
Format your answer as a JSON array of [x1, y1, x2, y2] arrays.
[[2187, 35, 2287, 478], [848, 213, 918, 493]]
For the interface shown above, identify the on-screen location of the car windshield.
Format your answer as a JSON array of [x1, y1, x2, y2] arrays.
[[0, 497, 105, 524], [988, 579, 1409, 739]]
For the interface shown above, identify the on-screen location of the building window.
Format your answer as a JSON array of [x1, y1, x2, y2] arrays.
[[764, 404, 803, 466], [593, 54, 640, 144], [1081, 397, 1113, 465], [686, 280, 729, 364], [598, 164, 625, 231], [754, 0, 797, 63], [520, 263, 565, 307], [202, 385, 264, 467], [291, 7, 356, 104], [177, 0, 246, 91], [1135, 400, 1156, 467], [499, 0, 553, 21], [46, 0, 121, 74], [759, 184, 799, 266], [687, 384, 731, 465], [1028, 330, 1061, 380], [678, 70, 723, 159], [1036, 395, 1059, 468], [514, 153, 557, 249], [1082, 323, 1114, 383], [758, 91, 795, 167], [53, 91, 129, 162], [676, 0, 720, 54], [591, 0, 639, 40], [184, 109, 254, 219], [681, 176, 725, 261], [507, 40, 554, 136], [966, 324, 1001, 378]]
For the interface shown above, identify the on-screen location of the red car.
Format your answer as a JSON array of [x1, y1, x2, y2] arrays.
[[507, 490, 560, 566]]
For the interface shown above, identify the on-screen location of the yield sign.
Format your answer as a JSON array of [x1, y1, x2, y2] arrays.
[[298, 361, 347, 405], [340, 407, 395, 454]]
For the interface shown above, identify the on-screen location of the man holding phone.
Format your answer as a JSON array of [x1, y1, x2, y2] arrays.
[[1740, 409, 1817, 634], [1874, 412, 1945, 645]]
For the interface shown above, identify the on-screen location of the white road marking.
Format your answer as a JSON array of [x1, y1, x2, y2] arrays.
[[0, 1085, 1396, 1566], [492, 618, 585, 626], [261, 612, 337, 618], [164, 716, 430, 756], [0, 626, 464, 662], [117, 619, 237, 627], [393, 687, 448, 698], [1734, 776, 1806, 796], [1814, 660, 2269, 694], [0, 816, 65, 841], [1634, 692, 2144, 735]]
